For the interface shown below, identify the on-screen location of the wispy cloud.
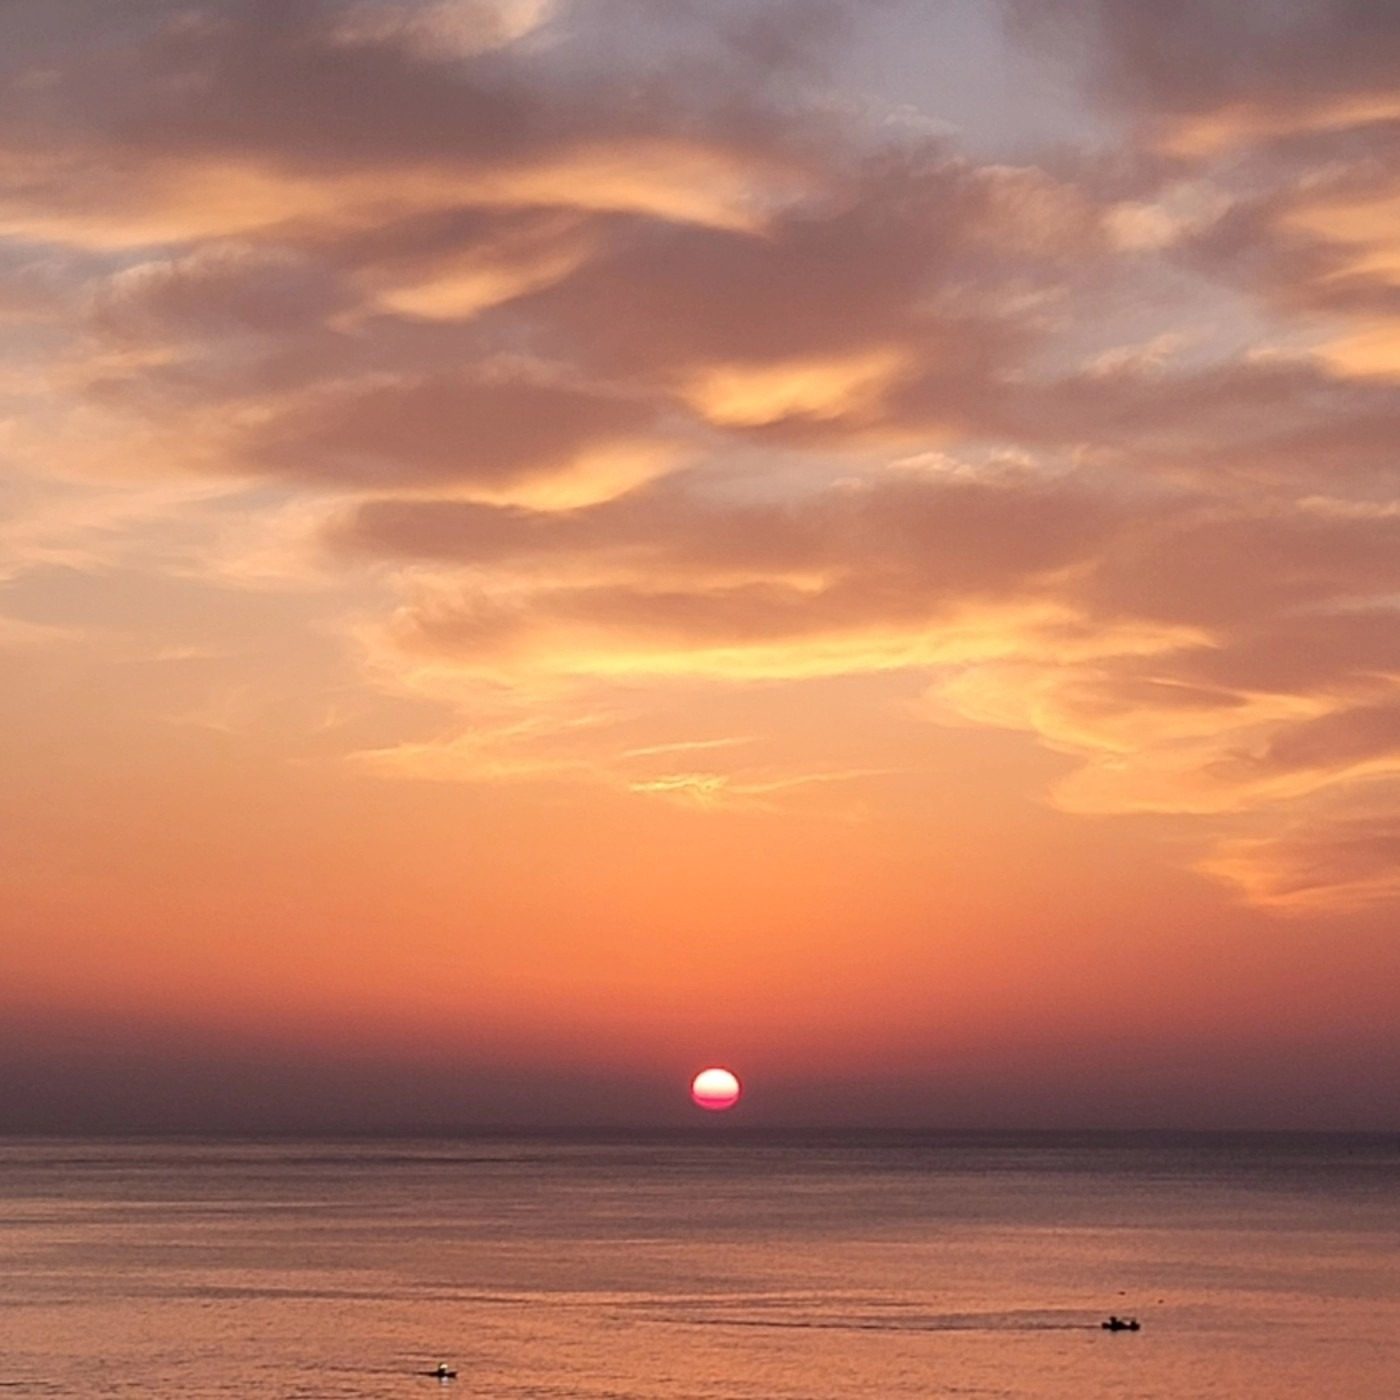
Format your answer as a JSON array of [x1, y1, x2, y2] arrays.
[[2, 0, 1398, 910]]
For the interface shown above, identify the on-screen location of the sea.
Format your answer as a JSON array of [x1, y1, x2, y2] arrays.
[[1, 1133, 1397, 1398]]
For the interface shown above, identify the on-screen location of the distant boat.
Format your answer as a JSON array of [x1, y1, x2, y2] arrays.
[[421, 1362, 457, 1379], [1102, 1316, 1140, 1332]]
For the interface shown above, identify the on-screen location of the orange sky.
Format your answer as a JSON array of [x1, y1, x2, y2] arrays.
[[2, 0, 1399, 1130]]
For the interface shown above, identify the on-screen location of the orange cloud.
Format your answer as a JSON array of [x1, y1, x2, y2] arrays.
[[3, 0, 1399, 927], [683, 348, 909, 429], [1157, 91, 1400, 159]]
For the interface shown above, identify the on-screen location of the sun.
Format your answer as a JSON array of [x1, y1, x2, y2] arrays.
[[691, 1066, 742, 1112]]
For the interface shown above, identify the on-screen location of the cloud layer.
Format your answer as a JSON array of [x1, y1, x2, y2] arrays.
[[3, 0, 1398, 910]]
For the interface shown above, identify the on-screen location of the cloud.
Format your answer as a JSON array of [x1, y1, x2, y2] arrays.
[[329, 0, 557, 59], [1008, 1, 1400, 146], [3, 0, 1399, 912], [248, 371, 680, 503], [1201, 806, 1400, 911], [337, 456, 1400, 909], [1223, 702, 1400, 783], [91, 243, 357, 340], [493, 151, 1100, 439], [0, 0, 830, 251], [335, 468, 1113, 580], [1008, 0, 1400, 387]]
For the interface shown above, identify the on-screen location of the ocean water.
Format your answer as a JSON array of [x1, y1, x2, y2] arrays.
[[1, 1134, 1397, 1398]]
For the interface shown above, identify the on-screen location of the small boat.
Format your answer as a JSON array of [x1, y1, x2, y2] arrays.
[[421, 1362, 458, 1379], [1102, 1316, 1140, 1332]]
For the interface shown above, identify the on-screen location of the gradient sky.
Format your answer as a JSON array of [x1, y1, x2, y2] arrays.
[[3, 0, 1399, 1131]]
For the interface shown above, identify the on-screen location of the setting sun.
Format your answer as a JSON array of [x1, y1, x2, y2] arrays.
[[691, 1067, 742, 1112]]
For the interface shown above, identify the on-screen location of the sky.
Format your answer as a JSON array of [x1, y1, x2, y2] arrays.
[[2, 0, 1399, 1132]]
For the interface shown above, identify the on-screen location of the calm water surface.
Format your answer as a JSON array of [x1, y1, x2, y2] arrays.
[[1, 1134, 1397, 1397]]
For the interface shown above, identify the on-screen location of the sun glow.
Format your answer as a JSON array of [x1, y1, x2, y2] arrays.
[[690, 1066, 742, 1112]]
